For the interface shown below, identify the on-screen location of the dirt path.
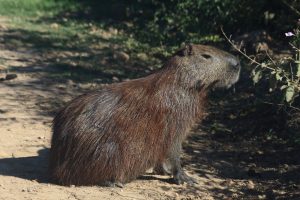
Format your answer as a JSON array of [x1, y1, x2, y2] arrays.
[[0, 17, 299, 200]]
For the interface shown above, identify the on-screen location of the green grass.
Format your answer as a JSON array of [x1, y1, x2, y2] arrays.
[[0, 0, 77, 17]]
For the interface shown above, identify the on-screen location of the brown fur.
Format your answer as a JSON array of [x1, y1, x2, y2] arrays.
[[49, 44, 240, 186]]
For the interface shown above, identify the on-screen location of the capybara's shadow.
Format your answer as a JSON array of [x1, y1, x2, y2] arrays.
[[138, 174, 175, 184], [0, 148, 174, 185], [0, 148, 49, 183]]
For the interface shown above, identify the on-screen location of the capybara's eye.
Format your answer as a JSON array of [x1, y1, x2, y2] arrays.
[[201, 54, 212, 59]]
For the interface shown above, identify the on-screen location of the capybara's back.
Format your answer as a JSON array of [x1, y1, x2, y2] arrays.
[[50, 84, 178, 185], [50, 44, 240, 186]]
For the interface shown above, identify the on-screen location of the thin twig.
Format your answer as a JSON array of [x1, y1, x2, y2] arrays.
[[221, 27, 300, 109], [290, 63, 294, 81], [262, 101, 300, 112], [221, 27, 295, 83], [221, 27, 260, 65], [265, 50, 277, 68], [221, 27, 275, 71], [289, 42, 300, 51], [265, 50, 291, 81]]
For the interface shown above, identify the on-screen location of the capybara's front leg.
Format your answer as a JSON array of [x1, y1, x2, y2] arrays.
[[169, 142, 197, 185], [173, 165, 197, 185]]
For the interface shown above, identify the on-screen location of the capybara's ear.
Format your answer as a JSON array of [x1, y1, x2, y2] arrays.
[[177, 43, 194, 57]]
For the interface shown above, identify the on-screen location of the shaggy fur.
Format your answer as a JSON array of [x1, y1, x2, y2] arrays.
[[50, 44, 240, 186]]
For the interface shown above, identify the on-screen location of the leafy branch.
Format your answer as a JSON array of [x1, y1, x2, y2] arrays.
[[221, 27, 300, 105]]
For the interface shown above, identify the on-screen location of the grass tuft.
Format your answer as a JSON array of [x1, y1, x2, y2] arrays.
[[0, 0, 77, 17]]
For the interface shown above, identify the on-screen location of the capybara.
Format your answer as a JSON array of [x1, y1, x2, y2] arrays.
[[50, 44, 240, 186]]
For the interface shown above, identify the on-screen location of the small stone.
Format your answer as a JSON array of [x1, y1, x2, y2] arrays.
[[137, 53, 148, 61], [283, 164, 289, 170], [258, 194, 266, 199], [231, 193, 239, 198], [229, 114, 237, 119], [226, 180, 235, 186], [66, 79, 75, 86], [272, 189, 286, 195], [50, 23, 59, 29], [112, 76, 119, 82], [113, 51, 130, 62], [246, 180, 255, 189], [108, 27, 118, 35], [257, 150, 263, 155], [229, 188, 238, 193], [5, 74, 17, 80]]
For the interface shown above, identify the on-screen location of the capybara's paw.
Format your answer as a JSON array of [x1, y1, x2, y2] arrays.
[[173, 171, 197, 185], [104, 181, 124, 188]]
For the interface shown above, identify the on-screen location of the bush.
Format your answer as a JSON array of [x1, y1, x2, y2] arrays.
[[75, 0, 300, 46]]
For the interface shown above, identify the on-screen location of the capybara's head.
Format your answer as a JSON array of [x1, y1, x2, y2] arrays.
[[169, 44, 240, 89]]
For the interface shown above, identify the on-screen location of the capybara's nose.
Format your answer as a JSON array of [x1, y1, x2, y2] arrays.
[[227, 55, 240, 70]]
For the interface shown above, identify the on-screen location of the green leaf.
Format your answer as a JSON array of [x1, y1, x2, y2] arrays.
[[285, 86, 295, 103], [280, 85, 288, 90], [261, 63, 267, 68], [275, 72, 282, 81], [252, 70, 262, 84]]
